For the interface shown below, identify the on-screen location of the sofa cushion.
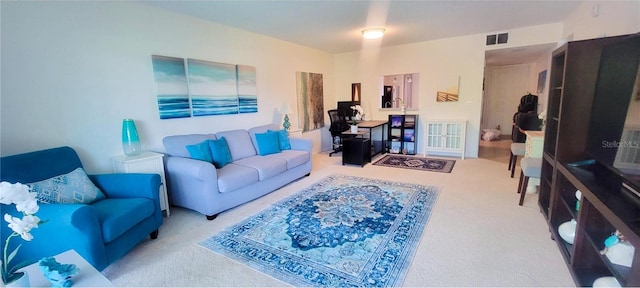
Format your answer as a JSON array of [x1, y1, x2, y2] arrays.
[[209, 137, 232, 168], [268, 129, 292, 150], [217, 163, 260, 193], [28, 167, 106, 204], [216, 130, 256, 161], [163, 134, 217, 158], [275, 150, 310, 169], [255, 132, 281, 156], [91, 197, 154, 243], [234, 156, 287, 181], [186, 140, 213, 163]]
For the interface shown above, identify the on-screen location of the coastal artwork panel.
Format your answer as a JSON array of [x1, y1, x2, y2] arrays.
[[151, 55, 191, 119], [296, 72, 325, 132], [436, 75, 460, 102], [236, 65, 258, 113], [187, 59, 239, 116]]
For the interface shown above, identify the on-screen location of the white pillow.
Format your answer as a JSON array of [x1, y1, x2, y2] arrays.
[[28, 167, 106, 204]]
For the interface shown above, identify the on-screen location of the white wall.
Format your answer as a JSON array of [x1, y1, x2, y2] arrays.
[[334, 23, 564, 158], [531, 51, 554, 113], [1, 1, 334, 173], [563, 1, 640, 41], [2, 1, 639, 169]]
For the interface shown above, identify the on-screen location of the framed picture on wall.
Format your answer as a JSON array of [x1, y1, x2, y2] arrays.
[[537, 70, 547, 94], [352, 83, 361, 102]]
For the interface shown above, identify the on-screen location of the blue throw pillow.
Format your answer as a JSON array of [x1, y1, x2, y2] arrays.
[[255, 132, 281, 156], [186, 140, 213, 163], [209, 137, 232, 168], [28, 167, 106, 204], [268, 129, 292, 150]]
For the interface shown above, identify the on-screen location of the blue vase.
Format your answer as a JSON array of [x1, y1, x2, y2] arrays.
[[122, 119, 141, 156]]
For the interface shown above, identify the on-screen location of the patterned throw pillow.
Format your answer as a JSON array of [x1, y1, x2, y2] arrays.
[[28, 167, 106, 204]]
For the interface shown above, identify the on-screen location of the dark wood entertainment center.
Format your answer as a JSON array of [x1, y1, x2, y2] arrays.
[[539, 34, 640, 286]]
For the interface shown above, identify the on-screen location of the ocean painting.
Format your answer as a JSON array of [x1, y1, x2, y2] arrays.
[[151, 55, 191, 119], [187, 59, 238, 116], [296, 72, 324, 132], [237, 65, 258, 113]]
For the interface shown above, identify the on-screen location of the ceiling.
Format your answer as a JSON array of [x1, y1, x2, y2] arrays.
[[142, 0, 584, 65]]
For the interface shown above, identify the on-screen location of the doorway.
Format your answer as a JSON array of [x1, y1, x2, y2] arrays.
[[479, 43, 556, 163]]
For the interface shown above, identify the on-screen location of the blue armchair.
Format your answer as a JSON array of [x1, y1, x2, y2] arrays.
[[0, 146, 163, 271]]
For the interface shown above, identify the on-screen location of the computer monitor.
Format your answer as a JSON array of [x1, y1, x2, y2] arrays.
[[337, 101, 360, 121]]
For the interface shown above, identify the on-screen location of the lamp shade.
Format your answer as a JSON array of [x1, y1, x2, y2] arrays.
[[281, 103, 294, 114], [362, 28, 385, 39]]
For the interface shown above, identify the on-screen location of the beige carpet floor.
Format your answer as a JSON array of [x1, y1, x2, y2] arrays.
[[102, 146, 575, 287]]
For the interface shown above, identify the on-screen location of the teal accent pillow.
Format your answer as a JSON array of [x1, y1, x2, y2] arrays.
[[209, 137, 232, 168], [186, 140, 213, 163], [268, 129, 292, 150], [255, 132, 281, 156], [28, 167, 106, 204]]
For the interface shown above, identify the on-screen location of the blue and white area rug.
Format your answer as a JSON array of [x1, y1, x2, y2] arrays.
[[198, 174, 440, 287]]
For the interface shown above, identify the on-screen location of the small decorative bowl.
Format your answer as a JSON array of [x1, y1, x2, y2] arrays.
[[38, 257, 80, 287], [558, 219, 577, 244]]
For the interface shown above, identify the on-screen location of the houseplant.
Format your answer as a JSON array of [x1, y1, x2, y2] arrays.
[[0, 181, 42, 286], [349, 105, 364, 133], [350, 104, 364, 122]]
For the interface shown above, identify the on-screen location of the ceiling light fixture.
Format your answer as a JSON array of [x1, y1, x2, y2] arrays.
[[362, 28, 385, 40]]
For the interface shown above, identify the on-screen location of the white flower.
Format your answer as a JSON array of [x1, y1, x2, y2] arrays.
[[0, 182, 38, 215], [538, 110, 546, 120], [350, 105, 364, 115], [0, 182, 30, 204], [15, 193, 39, 215], [4, 214, 40, 241], [0, 181, 43, 283]]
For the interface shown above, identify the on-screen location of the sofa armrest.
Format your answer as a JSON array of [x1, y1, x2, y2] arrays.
[[89, 173, 161, 200], [24, 203, 108, 270], [289, 137, 312, 153], [164, 156, 219, 182]]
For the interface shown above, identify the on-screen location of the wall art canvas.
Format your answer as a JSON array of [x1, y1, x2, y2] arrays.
[[436, 75, 460, 102], [187, 59, 239, 116], [237, 65, 258, 113], [352, 83, 361, 102], [296, 72, 324, 132], [537, 70, 547, 94], [151, 55, 191, 119]]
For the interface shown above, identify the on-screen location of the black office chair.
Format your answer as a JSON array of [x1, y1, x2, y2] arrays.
[[328, 109, 350, 156]]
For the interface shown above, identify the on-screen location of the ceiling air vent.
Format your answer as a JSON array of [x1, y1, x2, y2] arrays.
[[486, 33, 509, 46]]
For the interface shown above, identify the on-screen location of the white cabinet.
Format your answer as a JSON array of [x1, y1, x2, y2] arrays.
[[424, 120, 466, 159], [111, 152, 170, 217]]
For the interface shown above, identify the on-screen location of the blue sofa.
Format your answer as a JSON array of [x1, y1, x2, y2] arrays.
[[163, 124, 312, 220], [0, 146, 163, 271]]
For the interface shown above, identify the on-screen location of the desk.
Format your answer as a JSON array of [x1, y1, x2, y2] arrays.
[[19, 249, 114, 287], [342, 120, 388, 157]]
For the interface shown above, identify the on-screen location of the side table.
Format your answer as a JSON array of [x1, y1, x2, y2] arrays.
[[342, 138, 371, 167], [111, 151, 170, 217], [19, 249, 114, 287]]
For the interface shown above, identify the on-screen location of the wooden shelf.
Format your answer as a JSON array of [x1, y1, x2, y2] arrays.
[[539, 34, 639, 287], [388, 114, 418, 155]]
